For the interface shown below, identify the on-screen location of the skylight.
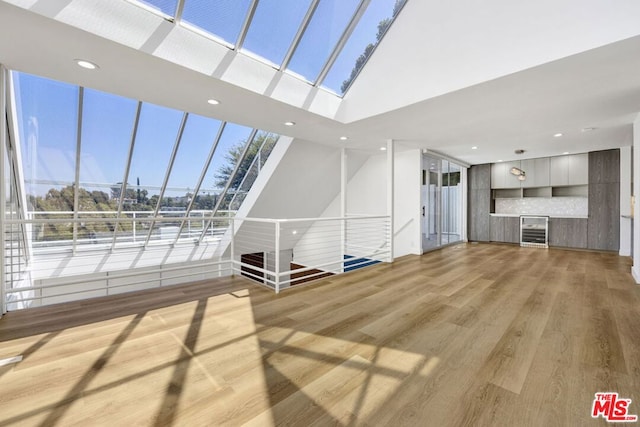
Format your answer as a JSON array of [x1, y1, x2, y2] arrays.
[[285, 0, 361, 83], [127, 0, 408, 96], [241, 0, 313, 66], [135, 0, 178, 16], [322, 0, 407, 94], [181, 0, 253, 46]]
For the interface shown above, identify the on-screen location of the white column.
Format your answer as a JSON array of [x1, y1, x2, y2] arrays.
[[619, 146, 632, 257], [340, 147, 347, 271], [0, 65, 7, 316], [632, 113, 640, 283], [387, 139, 394, 262]]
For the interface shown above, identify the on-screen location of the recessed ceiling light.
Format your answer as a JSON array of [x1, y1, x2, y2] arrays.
[[471, 146, 478, 150], [554, 133, 563, 138], [340, 136, 348, 141], [75, 59, 99, 70], [581, 127, 596, 132], [284, 121, 295, 126], [497, 160, 503, 162], [380, 147, 387, 151], [207, 99, 220, 105], [563, 151, 570, 155], [292, 230, 297, 235]]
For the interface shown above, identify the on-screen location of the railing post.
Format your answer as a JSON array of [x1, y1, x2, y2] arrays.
[[387, 139, 395, 263], [132, 212, 136, 243], [274, 221, 280, 294], [230, 219, 235, 276]]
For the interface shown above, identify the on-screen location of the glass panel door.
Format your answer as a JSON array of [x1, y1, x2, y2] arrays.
[[422, 155, 441, 251], [422, 154, 464, 252]]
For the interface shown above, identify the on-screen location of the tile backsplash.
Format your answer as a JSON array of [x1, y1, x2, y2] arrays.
[[495, 197, 588, 216]]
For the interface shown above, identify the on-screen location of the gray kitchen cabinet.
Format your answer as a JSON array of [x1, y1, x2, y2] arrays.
[[587, 150, 620, 251], [490, 216, 505, 242], [491, 161, 521, 189], [504, 217, 520, 243], [550, 154, 588, 186], [468, 164, 491, 242], [549, 218, 588, 248], [589, 149, 619, 184], [568, 153, 589, 185], [520, 157, 550, 188], [550, 156, 569, 186], [490, 216, 520, 244]]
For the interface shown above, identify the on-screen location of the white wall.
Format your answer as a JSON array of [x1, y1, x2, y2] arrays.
[[633, 115, 640, 283], [293, 147, 422, 267], [620, 146, 632, 257], [394, 149, 422, 257], [341, 0, 640, 121]]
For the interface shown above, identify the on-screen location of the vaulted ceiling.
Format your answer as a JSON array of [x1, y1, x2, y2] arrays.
[[1, 0, 639, 163]]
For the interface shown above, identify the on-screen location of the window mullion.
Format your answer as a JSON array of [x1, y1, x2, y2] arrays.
[[171, 121, 227, 244], [197, 128, 257, 244], [280, 0, 320, 71], [110, 101, 143, 251], [72, 87, 84, 255], [143, 112, 189, 247], [315, 0, 370, 86]]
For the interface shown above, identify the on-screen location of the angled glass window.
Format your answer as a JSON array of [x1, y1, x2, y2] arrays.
[[78, 89, 137, 208], [227, 131, 278, 210], [13, 72, 79, 213], [76, 89, 138, 245], [128, 104, 183, 188], [241, 0, 313, 66], [286, 0, 360, 82], [322, 0, 406, 95], [10, 71, 280, 250], [197, 122, 253, 212], [133, 0, 178, 16], [181, 0, 252, 46], [158, 114, 222, 209]]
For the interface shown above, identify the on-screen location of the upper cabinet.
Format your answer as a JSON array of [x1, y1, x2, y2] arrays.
[[520, 157, 550, 188], [550, 153, 588, 186], [490, 153, 589, 196], [491, 161, 521, 189]]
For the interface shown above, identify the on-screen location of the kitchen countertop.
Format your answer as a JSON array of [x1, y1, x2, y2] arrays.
[[490, 213, 588, 219]]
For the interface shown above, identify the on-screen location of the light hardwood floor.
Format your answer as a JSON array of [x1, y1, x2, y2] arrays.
[[0, 243, 639, 426]]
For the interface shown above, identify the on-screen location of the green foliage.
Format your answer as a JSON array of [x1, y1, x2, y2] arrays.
[[214, 132, 278, 191]]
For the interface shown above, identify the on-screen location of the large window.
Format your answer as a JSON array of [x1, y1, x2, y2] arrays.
[[12, 72, 280, 250]]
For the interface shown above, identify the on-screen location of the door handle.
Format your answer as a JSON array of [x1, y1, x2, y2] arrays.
[[422, 206, 425, 217]]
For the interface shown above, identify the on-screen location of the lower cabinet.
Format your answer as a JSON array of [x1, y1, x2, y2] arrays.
[[491, 216, 587, 248], [490, 216, 520, 244], [549, 218, 588, 248]]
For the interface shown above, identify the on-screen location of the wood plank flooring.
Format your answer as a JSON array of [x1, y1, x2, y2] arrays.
[[0, 243, 639, 426]]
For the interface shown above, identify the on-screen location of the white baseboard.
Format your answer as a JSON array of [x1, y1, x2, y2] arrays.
[[632, 265, 640, 284]]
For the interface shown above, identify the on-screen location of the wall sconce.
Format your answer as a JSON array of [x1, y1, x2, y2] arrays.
[[510, 167, 524, 176], [510, 167, 526, 181]]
